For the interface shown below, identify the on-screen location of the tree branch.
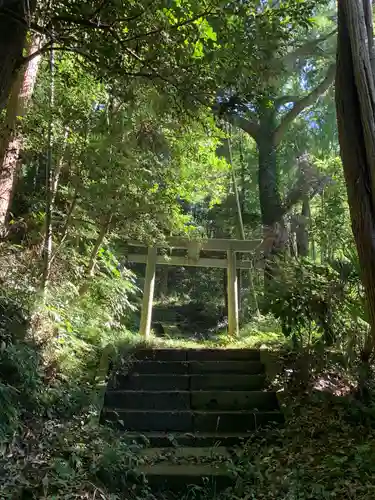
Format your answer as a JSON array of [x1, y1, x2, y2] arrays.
[[226, 113, 260, 139], [282, 29, 337, 70], [52, 15, 113, 30], [281, 155, 331, 215], [101, 0, 158, 23], [50, 6, 215, 45], [122, 8, 214, 44], [274, 64, 336, 145], [282, 175, 331, 215], [54, 0, 159, 28], [21, 43, 103, 67], [89, 0, 110, 19], [22, 44, 156, 79], [274, 95, 301, 107]]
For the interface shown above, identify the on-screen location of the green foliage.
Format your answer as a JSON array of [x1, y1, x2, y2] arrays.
[[227, 393, 375, 500], [312, 156, 353, 260], [0, 344, 43, 440], [0, 289, 29, 345], [43, 274, 138, 380], [0, 339, 96, 440], [32, 0, 326, 109], [264, 258, 368, 353], [21, 54, 230, 255], [0, 409, 141, 498]]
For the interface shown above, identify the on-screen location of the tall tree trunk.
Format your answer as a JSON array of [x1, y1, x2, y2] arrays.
[[311, 230, 316, 261], [227, 64, 334, 271], [79, 214, 113, 296], [256, 118, 287, 286], [41, 43, 55, 298], [49, 189, 78, 267], [50, 128, 69, 207], [257, 132, 283, 228], [296, 196, 310, 257], [158, 266, 169, 299], [336, 0, 375, 388], [362, 0, 375, 79], [86, 215, 113, 278], [320, 189, 326, 262], [0, 35, 42, 228], [43, 129, 71, 273], [0, 1, 36, 107]]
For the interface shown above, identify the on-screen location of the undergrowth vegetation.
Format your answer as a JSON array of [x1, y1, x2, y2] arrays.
[[229, 394, 375, 500], [1, 218, 375, 499], [0, 241, 374, 498], [3, 325, 375, 499], [1, 226, 375, 499]]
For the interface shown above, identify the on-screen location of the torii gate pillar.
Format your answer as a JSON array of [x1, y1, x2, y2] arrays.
[[227, 249, 239, 336], [139, 247, 157, 337]]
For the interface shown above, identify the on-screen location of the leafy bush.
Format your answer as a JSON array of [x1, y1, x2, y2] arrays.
[[0, 344, 44, 440], [263, 258, 368, 354], [0, 341, 99, 442], [0, 293, 29, 344], [0, 414, 141, 499]]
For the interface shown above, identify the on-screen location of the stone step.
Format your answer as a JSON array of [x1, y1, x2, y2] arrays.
[[134, 463, 234, 491], [129, 360, 264, 375], [186, 349, 260, 362], [140, 446, 231, 461], [132, 348, 260, 362], [191, 390, 278, 411], [104, 390, 278, 411], [102, 409, 284, 432], [130, 360, 189, 375], [105, 390, 190, 410], [110, 373, 266, 391], [133, 349, 187, 362], [190, 360, 263, 374], [125, 431, 259, 447]]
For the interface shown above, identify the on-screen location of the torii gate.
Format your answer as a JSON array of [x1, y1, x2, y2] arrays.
[[127, 238, 261, 337]]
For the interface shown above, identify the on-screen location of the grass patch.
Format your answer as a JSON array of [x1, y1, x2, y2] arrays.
[[145, 314, 287, 350]]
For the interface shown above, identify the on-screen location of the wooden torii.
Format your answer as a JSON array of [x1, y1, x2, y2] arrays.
[[127, 238, 261, 338]]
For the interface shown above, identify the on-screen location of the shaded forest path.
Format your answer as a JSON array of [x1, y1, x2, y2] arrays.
[[151, 301, 228, 342], [101, 348, 283, 493]]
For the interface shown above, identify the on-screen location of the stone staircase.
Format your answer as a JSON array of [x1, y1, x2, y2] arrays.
[[101, 348, 283, 491]]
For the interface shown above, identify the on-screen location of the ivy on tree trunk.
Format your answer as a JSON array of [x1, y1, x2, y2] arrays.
[[257, 113, 283, 228]]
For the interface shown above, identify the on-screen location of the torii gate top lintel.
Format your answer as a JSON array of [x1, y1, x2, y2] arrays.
[[128, 238, 261, 338], [127, 237, 261, 269], [128, 237, 261, 252]]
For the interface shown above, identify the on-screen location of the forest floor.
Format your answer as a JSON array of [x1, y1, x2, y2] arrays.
[[2, 323, 375, 499]]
